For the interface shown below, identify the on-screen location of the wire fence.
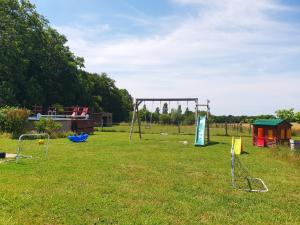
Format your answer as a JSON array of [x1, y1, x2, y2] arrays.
[[97, 122, 254, 137], [97, 122, 300, 138]]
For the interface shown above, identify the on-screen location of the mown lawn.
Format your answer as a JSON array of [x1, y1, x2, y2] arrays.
[[0, 125, 300, 225]]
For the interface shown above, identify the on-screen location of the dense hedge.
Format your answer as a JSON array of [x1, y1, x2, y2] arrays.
[[0, 106, 30, 138]]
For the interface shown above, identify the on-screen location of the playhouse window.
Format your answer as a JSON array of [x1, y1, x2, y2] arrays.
[[280, 129, 285, 139], [267, 129, 273, 139]]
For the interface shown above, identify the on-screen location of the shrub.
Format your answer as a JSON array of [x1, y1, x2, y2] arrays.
[[0, 106, 31, 138], [182, 114, 195, 125], [34, 118, 62, 138], [159, 114, 171, 124], [56, 131, 74, 138], [52, 103, 64, 114], [170, 109, 183, 125]]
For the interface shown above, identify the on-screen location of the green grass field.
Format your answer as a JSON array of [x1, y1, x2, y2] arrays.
[[0, 125, 300, 225]]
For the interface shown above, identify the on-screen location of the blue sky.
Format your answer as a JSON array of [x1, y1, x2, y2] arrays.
[[31, 0, 300, 115]]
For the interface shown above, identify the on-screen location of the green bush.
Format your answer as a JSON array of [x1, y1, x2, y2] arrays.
[[182, 114, 195, 125], [170, 109, 183, 125], [0, 106, 31, 138], [52, 103, 64, 114], [56, 131, 74, 138], [34, 118, 62, 138], [159, 114, 171, 124]]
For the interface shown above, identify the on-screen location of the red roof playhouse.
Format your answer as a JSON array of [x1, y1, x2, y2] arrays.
[[252, 119, 292, 147]]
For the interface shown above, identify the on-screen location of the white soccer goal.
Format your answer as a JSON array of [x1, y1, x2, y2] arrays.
[[16, 133, 50, 163], [231, 146, 268, 192]]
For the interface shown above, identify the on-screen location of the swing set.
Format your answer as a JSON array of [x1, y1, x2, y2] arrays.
[[129, 98, 210, 142]]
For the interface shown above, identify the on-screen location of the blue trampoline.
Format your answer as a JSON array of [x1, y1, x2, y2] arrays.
[[68, 133, 89, 142]]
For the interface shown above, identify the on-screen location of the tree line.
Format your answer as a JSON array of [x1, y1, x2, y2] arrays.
[[209, 109, 300, 124], [0, 0, 133, 122], [274, 109, 300, 123], [138, 104, 269, 125], [138, 103, 196, 125], [138, 104, 300, 125]]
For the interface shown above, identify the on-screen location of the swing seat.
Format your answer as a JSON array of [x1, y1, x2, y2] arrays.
[[68, 133, 89, 142]]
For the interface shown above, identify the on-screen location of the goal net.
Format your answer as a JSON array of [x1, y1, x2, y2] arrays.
[[16, 133, 49, 163], [231, 146, 268, 192]]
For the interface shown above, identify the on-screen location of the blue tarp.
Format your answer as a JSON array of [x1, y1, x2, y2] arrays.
[[68, 133, 89, 142], [195, 116, 206, 146]]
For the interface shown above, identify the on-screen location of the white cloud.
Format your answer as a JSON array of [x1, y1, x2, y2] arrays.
[[54, 0, 300, 115], [55, 23, 110, 41]]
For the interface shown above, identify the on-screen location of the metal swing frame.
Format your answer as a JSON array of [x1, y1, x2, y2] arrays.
[[129, 98, 210, 141]]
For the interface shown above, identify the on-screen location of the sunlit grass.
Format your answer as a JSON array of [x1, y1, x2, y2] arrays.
[[0, 126, 299, 224]]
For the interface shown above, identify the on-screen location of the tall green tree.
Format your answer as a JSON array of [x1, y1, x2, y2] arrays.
[[177, 105, 182, 115], [294, 112, 300, 123], [155, 107, 160, 114], [275, 108, 295, 122], [0, 0, 133, 122], [162, 103, 168, 114]]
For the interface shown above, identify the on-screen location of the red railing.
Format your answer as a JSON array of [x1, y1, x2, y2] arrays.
[[31, 106, 89, 117]]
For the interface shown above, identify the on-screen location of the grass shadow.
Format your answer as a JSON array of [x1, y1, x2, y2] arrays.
[[207, 141, 220, 146], [195, 141, 221, 147], [241, 151, 250, 155]]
